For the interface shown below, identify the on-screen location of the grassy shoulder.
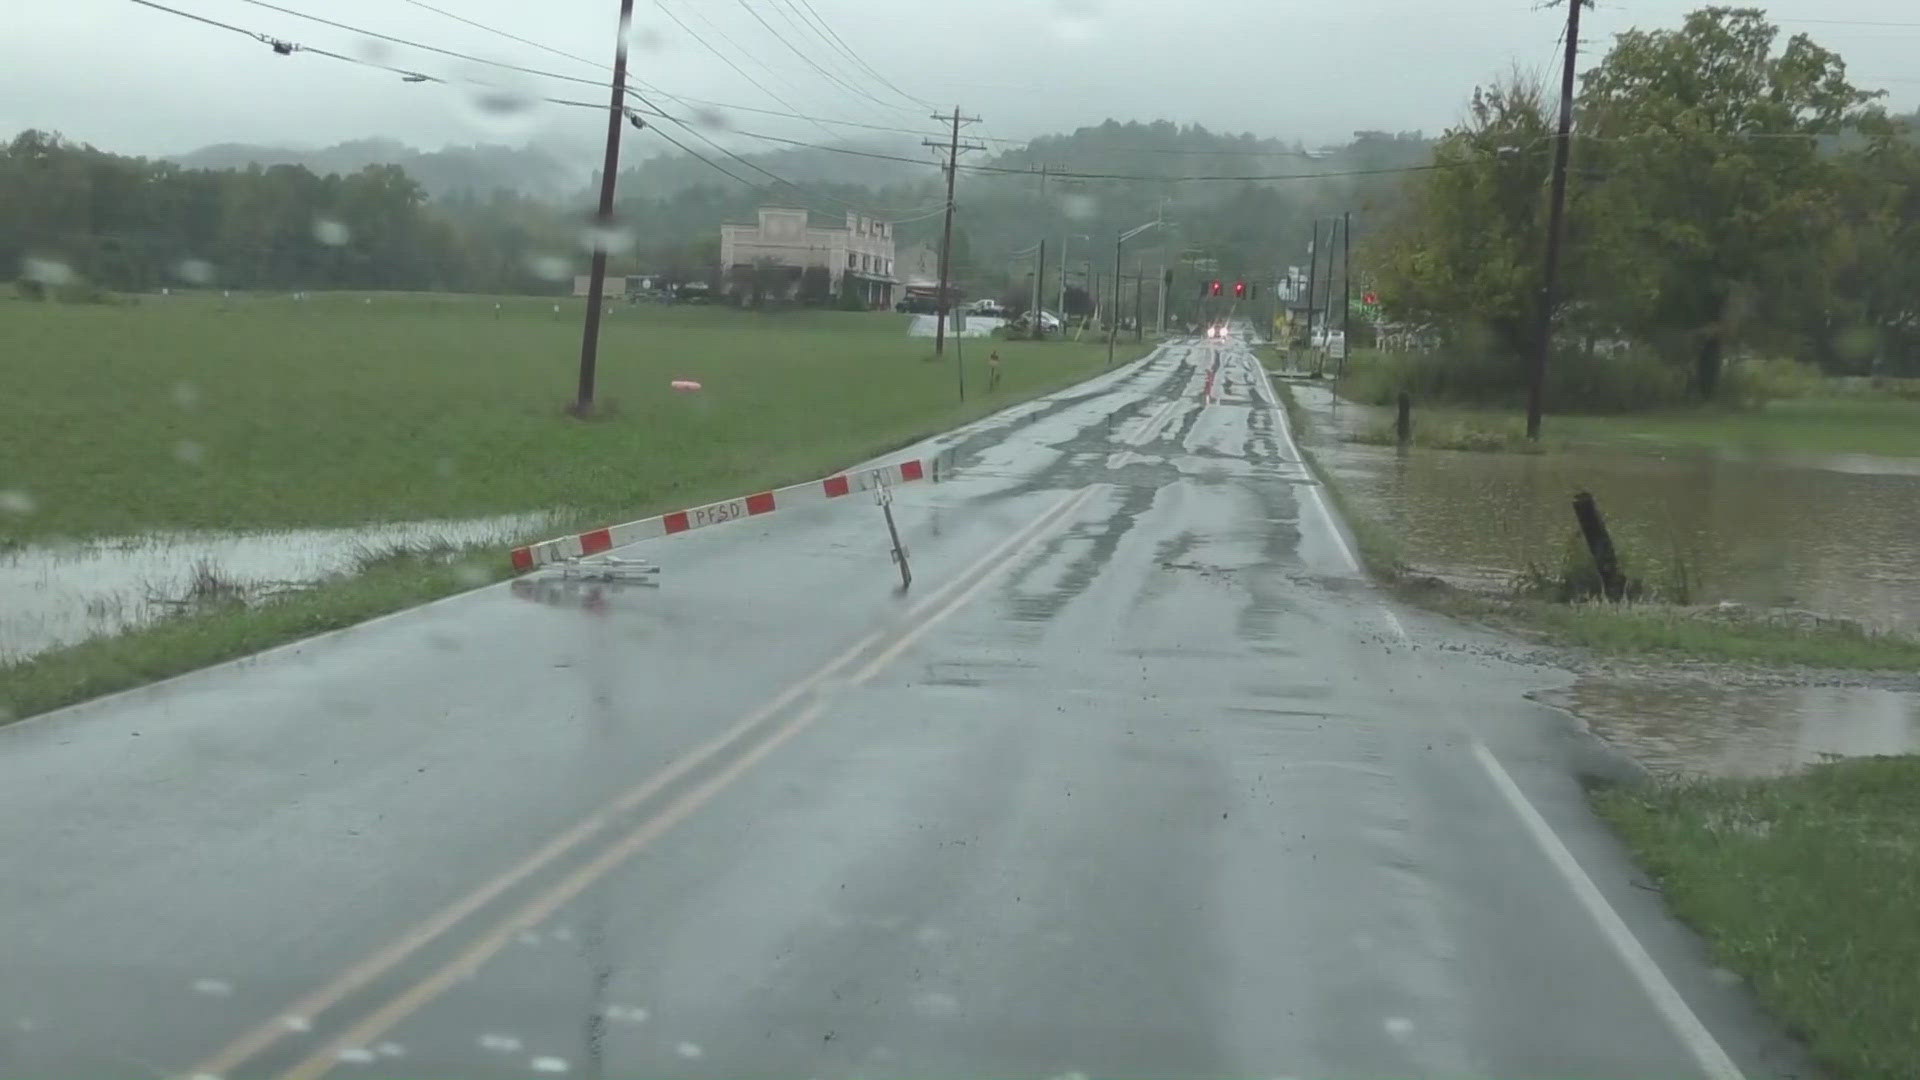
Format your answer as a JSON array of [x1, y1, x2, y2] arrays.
[[1328, 348, 1920, 459], [0, 549, 506, 722], [2, 292, 1137, 540], [1593, 756, 1920, 1080], [1273, 380, 1920, 671], [1, 294, 1154, 721]]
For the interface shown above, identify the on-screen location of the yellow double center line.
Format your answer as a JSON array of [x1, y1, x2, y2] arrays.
[[194, 483, 1098, 1080]]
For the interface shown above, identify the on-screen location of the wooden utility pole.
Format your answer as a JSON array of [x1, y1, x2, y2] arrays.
[[573, 0, 637, 416], [1121, 263, 1136, 340], [1304, 219, 1321, 351], [923, 107, 981, 362], [1032, 239, 1046, 340], [1340, 209, 1352, 377], [1528, 0, 1587, 439]]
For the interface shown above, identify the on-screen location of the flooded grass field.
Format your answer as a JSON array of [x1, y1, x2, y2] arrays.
[[1291, 382, 1920, 632], [0, 512, 552, 663], [1280, 378, 1920, 774]]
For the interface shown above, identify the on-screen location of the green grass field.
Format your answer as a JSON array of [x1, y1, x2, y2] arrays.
[[1595, 756, 1920, 1080], [1554, 397, 1920, 460], [0, 292, 1150, 720], [3, 291, 1140, 541]]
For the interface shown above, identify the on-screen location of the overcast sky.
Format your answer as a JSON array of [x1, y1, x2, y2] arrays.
[[6, 0, 1916, 162]]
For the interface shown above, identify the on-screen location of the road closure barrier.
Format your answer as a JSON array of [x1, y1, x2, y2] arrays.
[[509, 455, 946, 572]]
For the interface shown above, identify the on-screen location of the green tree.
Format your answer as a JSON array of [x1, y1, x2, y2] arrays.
[[1368, 75, 1556, 367], [1577, 6, 1880, 395]]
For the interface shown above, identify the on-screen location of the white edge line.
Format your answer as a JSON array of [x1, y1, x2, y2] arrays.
[[1242, 353, 1409, 640], [1472, 742, 1745, 1080]]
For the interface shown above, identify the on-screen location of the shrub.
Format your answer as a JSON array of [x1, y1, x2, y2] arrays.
[[1341, 339, 1689, 413], [1717, 356, 1821, 405]]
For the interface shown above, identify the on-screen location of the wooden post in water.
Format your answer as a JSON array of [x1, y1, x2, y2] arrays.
[[1572, 491, 1625, 601], [1396, 391, 1412, 446]]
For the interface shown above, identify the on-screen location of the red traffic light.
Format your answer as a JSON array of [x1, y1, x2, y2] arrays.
[[1233, 280, 1246, 297], [1364, 290, 1380, 306], [1210, 280, 1222, 296]]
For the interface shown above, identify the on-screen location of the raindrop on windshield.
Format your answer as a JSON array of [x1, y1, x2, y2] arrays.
[[174, 440, 207, 467], [20, 257, 75, 286], [354, 38, 392, 64], [461, 86, 539, 139], [630, 23, 667, 52], [1050, 0, 1100, 43], [578, 220, 635, 257], [0, 489, 36, 516], [526, 254, 573, 282], [1062, 193, 1098, 221], [313, 218, 351, 246], [173, 382, 201, 409], [172, 258, 216, 286], [692, 106, 730, 131]]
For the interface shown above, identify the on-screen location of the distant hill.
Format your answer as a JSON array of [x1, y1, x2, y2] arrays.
[[170, 138, 578, 199]]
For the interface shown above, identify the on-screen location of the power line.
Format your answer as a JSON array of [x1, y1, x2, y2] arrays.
[[649, 1, 842, 141], [394, 0, 600, 70], [703, 128, 1466, 183], [127, 0, 937, 221], [782, 0, 934, 110], [729, 0, 910, 117], [228, 0, 617, 92]]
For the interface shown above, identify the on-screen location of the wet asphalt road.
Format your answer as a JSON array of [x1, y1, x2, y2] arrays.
[[0, 338, 1808, 1078]]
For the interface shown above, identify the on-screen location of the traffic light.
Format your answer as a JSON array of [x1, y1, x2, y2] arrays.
[[1233, 280, 1246, 298], [1210, 279, 1222, 296]]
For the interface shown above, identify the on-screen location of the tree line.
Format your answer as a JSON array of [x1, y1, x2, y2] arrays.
[[1368, 6, 1920, 395]]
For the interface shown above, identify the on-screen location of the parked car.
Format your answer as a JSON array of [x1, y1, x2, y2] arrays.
[[969, 299, 1010, 318], [1010, 309, 1063, 334]]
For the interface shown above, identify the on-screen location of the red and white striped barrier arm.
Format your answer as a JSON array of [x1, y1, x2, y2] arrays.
[[510, 457, 935, 572]]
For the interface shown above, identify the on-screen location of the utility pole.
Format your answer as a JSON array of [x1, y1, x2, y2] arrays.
[[1304, 219, 1321, 351], [1032, 238, 1047, 340], [1058, 241, 1070, 322], [573, 0, 637, 417], [1340, 209, 1352, 377], [1529, 0, 1586, 439], [922, 107, 982, 362], [1157, 264, 1167, 336], [1108, 234, 1121, 365], [1121, 261, 1136, 340]]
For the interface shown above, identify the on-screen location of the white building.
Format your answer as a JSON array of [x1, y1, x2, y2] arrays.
[[719, 207, 897, 308]]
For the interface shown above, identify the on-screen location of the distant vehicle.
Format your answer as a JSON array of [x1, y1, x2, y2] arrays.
[[969, 299, 1009, 318], [1011, 309, 1062, 334], [1205, 323, 1229, 340], [894, 295, 940, 314]]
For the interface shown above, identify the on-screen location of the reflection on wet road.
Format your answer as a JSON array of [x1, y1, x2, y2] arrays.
[[0, 340, 1805, 1079]]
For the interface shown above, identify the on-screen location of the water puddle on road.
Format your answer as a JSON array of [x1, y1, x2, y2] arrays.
[[1540, 676, 1920, 776], [0, 512, 555, 663]]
